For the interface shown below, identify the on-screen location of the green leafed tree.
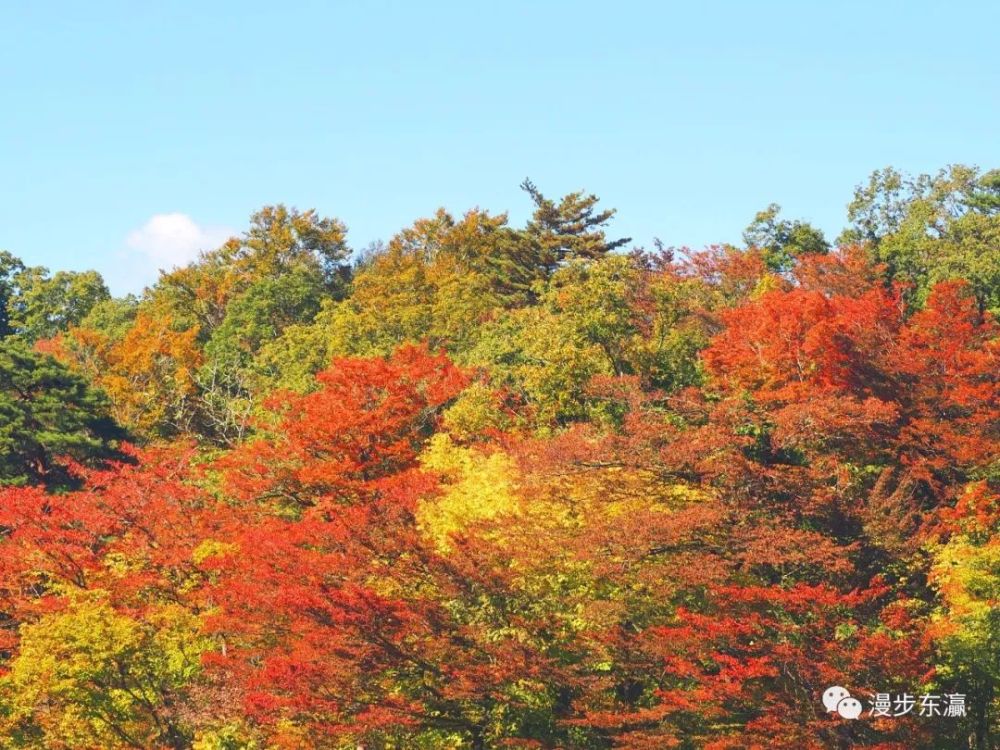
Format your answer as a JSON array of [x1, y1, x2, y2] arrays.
[[742, 202, 829, 272], [0, 338, 123, 489], [0, 252, 110, 342], [197, 265, 326, 443], [147, 204, 349, 336], [839, 164, 1000, 313], [521, 178, 631, 273], [9, 268, 111, 341], [0, 252, 27, 338]]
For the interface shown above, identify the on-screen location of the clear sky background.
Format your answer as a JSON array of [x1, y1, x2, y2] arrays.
[[2, 1, 998, 295]]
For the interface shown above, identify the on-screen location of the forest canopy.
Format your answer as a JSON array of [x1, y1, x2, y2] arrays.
[[0, 165, 998, 749]]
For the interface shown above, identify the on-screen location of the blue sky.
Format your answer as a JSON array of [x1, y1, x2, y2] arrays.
[[2, 1, 998, 294]]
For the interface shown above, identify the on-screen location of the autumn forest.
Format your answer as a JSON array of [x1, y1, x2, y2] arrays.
[[0, 165, 998, 749]]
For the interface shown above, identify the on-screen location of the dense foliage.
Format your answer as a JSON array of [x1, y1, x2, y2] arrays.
[[0, 168, 998, 748]]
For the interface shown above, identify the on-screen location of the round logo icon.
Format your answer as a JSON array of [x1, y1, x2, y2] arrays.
[[823, 686, 862, 720]]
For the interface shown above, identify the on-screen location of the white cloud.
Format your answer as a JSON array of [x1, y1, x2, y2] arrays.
[[126, 213, 234, 269]]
